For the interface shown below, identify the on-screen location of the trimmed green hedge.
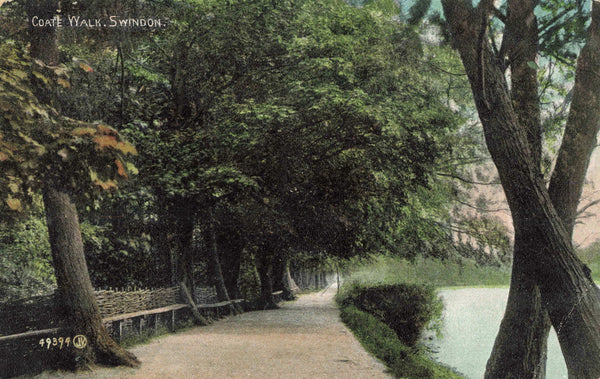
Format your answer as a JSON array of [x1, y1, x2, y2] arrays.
[[340, 305, 462, 378], [338, 283, 443, 346], [337, 281, 463, 378]]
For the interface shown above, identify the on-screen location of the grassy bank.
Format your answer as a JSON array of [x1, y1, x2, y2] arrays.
[[340, 305, 462, 378], [339, 255, 510, 294], [337, 255, 511, 378]]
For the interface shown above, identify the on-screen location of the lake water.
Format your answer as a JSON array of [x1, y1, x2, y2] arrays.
[[433, 288, 568, 379]]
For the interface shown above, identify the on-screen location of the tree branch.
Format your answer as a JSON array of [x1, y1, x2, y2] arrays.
[[577, 198, 600, 217], [436, 172, 500, 186], [456, 198, 510, 213]]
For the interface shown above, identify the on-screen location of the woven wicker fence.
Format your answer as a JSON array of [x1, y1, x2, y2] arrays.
[[194, 286, 218, 305], [95, 286, 181, 318], [0, 285, 222, 335]]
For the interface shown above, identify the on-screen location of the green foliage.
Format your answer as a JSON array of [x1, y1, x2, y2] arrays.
[[0, 42, 137, 215], [538, 0, 589, 62], [577, 240, 600, 282], [125, 0, 461, 268], [290, 252, 338, 272], [237, 248, 261, 303], [0, 210, 55, 301], [0, 40, 139, 296], [0, 42, 58, 214], [338, 282, 443, 346], [80, 186, 159, 288], [0, 0, 500, 296], [339, 305, 463, 378]]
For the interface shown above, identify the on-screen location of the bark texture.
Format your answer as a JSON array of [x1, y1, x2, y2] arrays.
[[485, 2, 551, 377], [442, 1, 600, 377], [28, 0, 139, 369], [548, 0, 600, 237], [43, 186, 140, 368], [485, 232, 550, 378], [205, 207, 240, 314], [255, 248, 278, 310], [180, 281, 209, 326]]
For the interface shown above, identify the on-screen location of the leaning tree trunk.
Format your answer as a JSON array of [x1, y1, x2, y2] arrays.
[[485, 0, 600, 376], [28, 0, 139, 369], [271, 252, 297, 301], [205, 206, 239, 314], [485, 1, 551, 377], [43, 186, 140, 368], [443, 1, 600, 376], [281, 259, 299, 301]]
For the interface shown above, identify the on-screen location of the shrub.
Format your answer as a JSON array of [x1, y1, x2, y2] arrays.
[[339, 282, 443, 346], [339, 305, 462, 378]]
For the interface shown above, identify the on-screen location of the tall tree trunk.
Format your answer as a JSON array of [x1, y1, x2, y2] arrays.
[[272, 252, 285, 292], [217, 228, 244, 300], [443, 1, 600, 376], [281, 258, 299, 300], [548, 0, 600, 237], [486, 1, 600, 376], [175, 208, 196, 295], [485, 232, 550, 378], [153, 192, 177, 287], [43, 186, 140, 368], [255, 247, 277, 310], [271, 252, 297, 301], [27, 0, 139, 369], [485, 2, 551, 377], [485, 0, 600, 376], [205, 206, 239, 314]]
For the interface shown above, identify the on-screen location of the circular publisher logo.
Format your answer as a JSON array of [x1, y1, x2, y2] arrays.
[[73, 335, 88, 349]]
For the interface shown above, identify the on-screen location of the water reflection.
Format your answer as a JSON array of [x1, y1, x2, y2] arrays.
[[432, 288, 567, 379]]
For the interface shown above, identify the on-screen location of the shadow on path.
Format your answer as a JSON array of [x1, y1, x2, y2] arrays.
[[36, 285, 390, 378]]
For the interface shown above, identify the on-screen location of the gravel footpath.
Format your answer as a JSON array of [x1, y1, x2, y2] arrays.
[[37, 284, 391, 378]]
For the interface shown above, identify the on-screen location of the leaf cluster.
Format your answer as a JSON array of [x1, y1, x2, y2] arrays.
[[0, 43, 137, 215]]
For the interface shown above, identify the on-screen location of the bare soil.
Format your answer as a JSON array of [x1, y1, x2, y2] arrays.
[[37, 284, 391, 378]]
